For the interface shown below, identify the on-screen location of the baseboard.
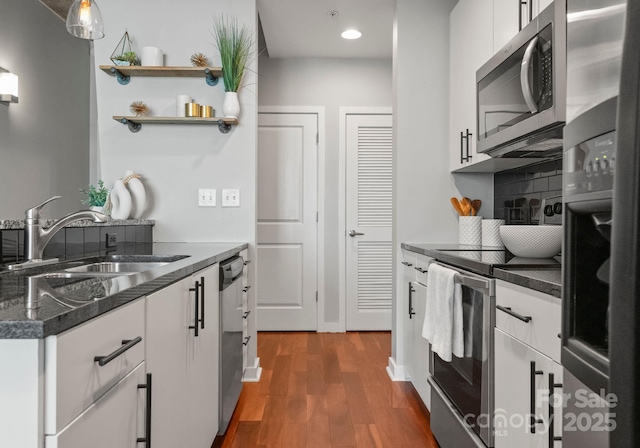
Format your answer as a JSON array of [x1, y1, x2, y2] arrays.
[[242, 357, 262, 382], [320, 322, 344, 333], [386, 356, 408, 381]]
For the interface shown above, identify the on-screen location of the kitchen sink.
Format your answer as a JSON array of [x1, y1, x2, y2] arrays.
[[64, 261, 169, 273]]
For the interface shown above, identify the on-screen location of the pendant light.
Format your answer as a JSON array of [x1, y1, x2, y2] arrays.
[[66, 0, 105, 40]]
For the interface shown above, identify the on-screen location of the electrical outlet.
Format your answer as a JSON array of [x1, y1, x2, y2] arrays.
[[106, 233, 117, 248], [222, 189, 240, 207], [198, 188, 216, 207]]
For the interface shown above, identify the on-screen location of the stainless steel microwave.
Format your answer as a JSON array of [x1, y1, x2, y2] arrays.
[[476, 0, 566, 158]]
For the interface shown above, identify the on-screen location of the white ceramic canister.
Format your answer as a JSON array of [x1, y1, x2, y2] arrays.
[[459, 216, 482, 246], [482, 219, 506, 247], [176, 94, 192, 117], [124, 170, 146, 219], [141, 46, 163, 66], [110, 179, 132, 220]]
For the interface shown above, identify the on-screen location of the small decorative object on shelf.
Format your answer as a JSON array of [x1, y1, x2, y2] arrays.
[[190, 52, 210, 67], [80, 179, 110, 214], [129, 101, 149, 116], [212, 14, 254, 118], [110, 31, 140, 66], [123, 171, 146, 219]]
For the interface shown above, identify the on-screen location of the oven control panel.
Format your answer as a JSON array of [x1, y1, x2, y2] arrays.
[[564, 130, 615, 197]]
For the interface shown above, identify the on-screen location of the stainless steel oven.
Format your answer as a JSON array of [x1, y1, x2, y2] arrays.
[[427, 261, 496, 448], [476, 0, 566, 158]]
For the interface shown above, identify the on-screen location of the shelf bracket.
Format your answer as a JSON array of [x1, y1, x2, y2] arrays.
[[119, 117, 141, 133], [218, 120, 232, 134], [204, 68, 219, 86], [110, 67, 130, 85]]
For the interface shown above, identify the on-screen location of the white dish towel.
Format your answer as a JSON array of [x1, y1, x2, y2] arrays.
[[422, 264, 464, 362]]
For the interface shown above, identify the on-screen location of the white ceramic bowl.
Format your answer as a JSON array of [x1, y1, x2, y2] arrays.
[[499, 225, 563, 258]]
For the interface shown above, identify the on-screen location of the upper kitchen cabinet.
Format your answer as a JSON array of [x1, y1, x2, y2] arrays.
[[493, 0, 555, 52], [449, 0, 494, 172]]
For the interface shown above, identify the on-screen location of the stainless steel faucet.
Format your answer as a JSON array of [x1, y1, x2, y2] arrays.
[[10, 196, 109, 269]]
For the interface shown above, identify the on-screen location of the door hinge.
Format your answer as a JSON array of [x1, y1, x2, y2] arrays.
[[316, 211, 319, 222], [316, 291, 318, 302], [316, 133, 319, 144]]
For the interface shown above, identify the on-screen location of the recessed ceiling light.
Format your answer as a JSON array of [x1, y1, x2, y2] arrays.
[[341, 29, 362, 40]]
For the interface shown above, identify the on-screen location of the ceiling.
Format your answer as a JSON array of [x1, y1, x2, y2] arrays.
[[40, 0, 395, 59]]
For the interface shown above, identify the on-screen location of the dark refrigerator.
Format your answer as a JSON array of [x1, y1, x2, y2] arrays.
[[562, 0, 627, 447]]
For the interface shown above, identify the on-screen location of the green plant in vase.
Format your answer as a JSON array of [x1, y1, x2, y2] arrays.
[[113, 51, 140, 66], [80, 180, 109, 212]]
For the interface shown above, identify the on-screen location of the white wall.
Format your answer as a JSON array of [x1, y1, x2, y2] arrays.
[[92, 0, 259, 375], [390, 0, 494, 377], [258, 56, 392, 326], [0, 0, 90, 219]]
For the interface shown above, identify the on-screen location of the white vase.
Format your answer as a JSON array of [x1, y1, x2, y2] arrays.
[[110, 179, 132, 220], [482, 219, 505, 247], [459, 216, 482, 246], [124, 170, 147, 219], [222, 92, 240, 118], [90, 205, 105, 214]]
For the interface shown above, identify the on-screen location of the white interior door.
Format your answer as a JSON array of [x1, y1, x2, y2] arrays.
[[257, 113, 318, 331], [346, 114, 393, 330]]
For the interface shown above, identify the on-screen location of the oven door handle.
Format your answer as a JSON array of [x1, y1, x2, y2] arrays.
[[520, 35, 539, 114], [430, 261, 492, 295]]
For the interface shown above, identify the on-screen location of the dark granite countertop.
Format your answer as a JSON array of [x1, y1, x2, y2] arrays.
[[401, 242, 561, 298], [0, 242, 247, 339], [0, 218, 155, 229]]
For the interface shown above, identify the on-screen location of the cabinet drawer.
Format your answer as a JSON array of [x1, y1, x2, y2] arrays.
[[414, 254, 432, 286], [45, 299, 145, 434], [495, 280, 561, 362], [400, 249, 417, 283], [45, 362, 146, 448]]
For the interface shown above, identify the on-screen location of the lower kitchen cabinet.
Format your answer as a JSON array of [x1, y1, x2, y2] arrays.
[[494, 328, 563, 448], [45, 362, 148, 448], [146, 263, 219, 448]]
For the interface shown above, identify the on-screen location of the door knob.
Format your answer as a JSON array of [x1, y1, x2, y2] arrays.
[[349, 230, 365, 237]]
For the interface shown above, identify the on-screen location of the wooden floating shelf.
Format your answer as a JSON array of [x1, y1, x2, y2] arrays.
[[113, 116, 238, 134], [99, 65, 223, 86]]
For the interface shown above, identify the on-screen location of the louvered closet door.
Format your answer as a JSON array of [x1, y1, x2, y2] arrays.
[[346, 114, 393, 330]]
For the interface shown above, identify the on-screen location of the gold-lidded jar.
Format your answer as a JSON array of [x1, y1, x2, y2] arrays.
[[185, 102, 201, 117], [200, 105, 214, 117]]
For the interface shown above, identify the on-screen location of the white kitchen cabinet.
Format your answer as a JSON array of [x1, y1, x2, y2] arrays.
[[493, 0, 555, 51], [494, 279, 563, 448], [449, 0, 494, 172], [145, 263, 219, 448], [401, 251, 431, 409], [240, 249, 252, 373], [494, 329, 563, 448], [45, 362, 147, 448]]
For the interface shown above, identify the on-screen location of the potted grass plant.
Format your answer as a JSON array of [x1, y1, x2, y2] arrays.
[[80, 180, 109, 213], [212, 15, 254, 118]]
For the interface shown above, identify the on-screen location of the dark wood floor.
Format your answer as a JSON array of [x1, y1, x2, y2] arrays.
[[213, 332, 439, 448]]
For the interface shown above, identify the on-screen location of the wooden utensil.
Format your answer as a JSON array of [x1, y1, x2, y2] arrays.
[[461, 197, 472, 216], [471, 199, 482, 216], [451, 197, 464, 216]]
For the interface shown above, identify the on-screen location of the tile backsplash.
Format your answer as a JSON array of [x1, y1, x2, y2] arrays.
[[1, 225, 153, 265], [494, 159, 563, 224]]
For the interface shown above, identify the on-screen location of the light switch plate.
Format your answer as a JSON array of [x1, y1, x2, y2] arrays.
[[198, 188, 216, 207], [222, 189, 240, 207]]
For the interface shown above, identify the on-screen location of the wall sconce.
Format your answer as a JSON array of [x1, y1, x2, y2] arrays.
[[66, 0, 105, 40], [0, 68, 18, 106]]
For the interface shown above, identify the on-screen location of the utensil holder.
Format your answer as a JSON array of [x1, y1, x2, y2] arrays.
[[459, 216, 482, 246], [482, 219, 505, 247]]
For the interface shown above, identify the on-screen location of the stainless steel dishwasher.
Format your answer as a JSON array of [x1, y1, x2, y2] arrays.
[[218, 255, 245, 435]]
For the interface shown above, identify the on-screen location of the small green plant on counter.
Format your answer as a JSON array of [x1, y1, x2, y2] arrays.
[[113, 51, 140, 66], [80, 180, 109, 207]]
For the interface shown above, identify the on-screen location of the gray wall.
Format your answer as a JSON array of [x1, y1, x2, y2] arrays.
[[0, 0, 91, 219], [391, 0, 493, 372], [258, 56, 393, 325]]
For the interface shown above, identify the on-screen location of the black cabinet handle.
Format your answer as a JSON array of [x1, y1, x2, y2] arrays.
[[94, 336, 142, 366], [189, 282, 199, 337], [401, 261, 413, 267], [199, 277, 205, 330], [408, 282, 416, 319], [244, 259, 251, 265], [497, 305, 532, 323], [529, 0, 533, 24], [243, 285, 251, 292], [548, 373, 563, 445], [530, 361, 544, 433], [243, 336, 251, 346], [460, 131, 465, 164], [137, 373, 152, 446], [414, 266, 427, 273], [465, 129, 473, 162], [243, 311, 251, 319]]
